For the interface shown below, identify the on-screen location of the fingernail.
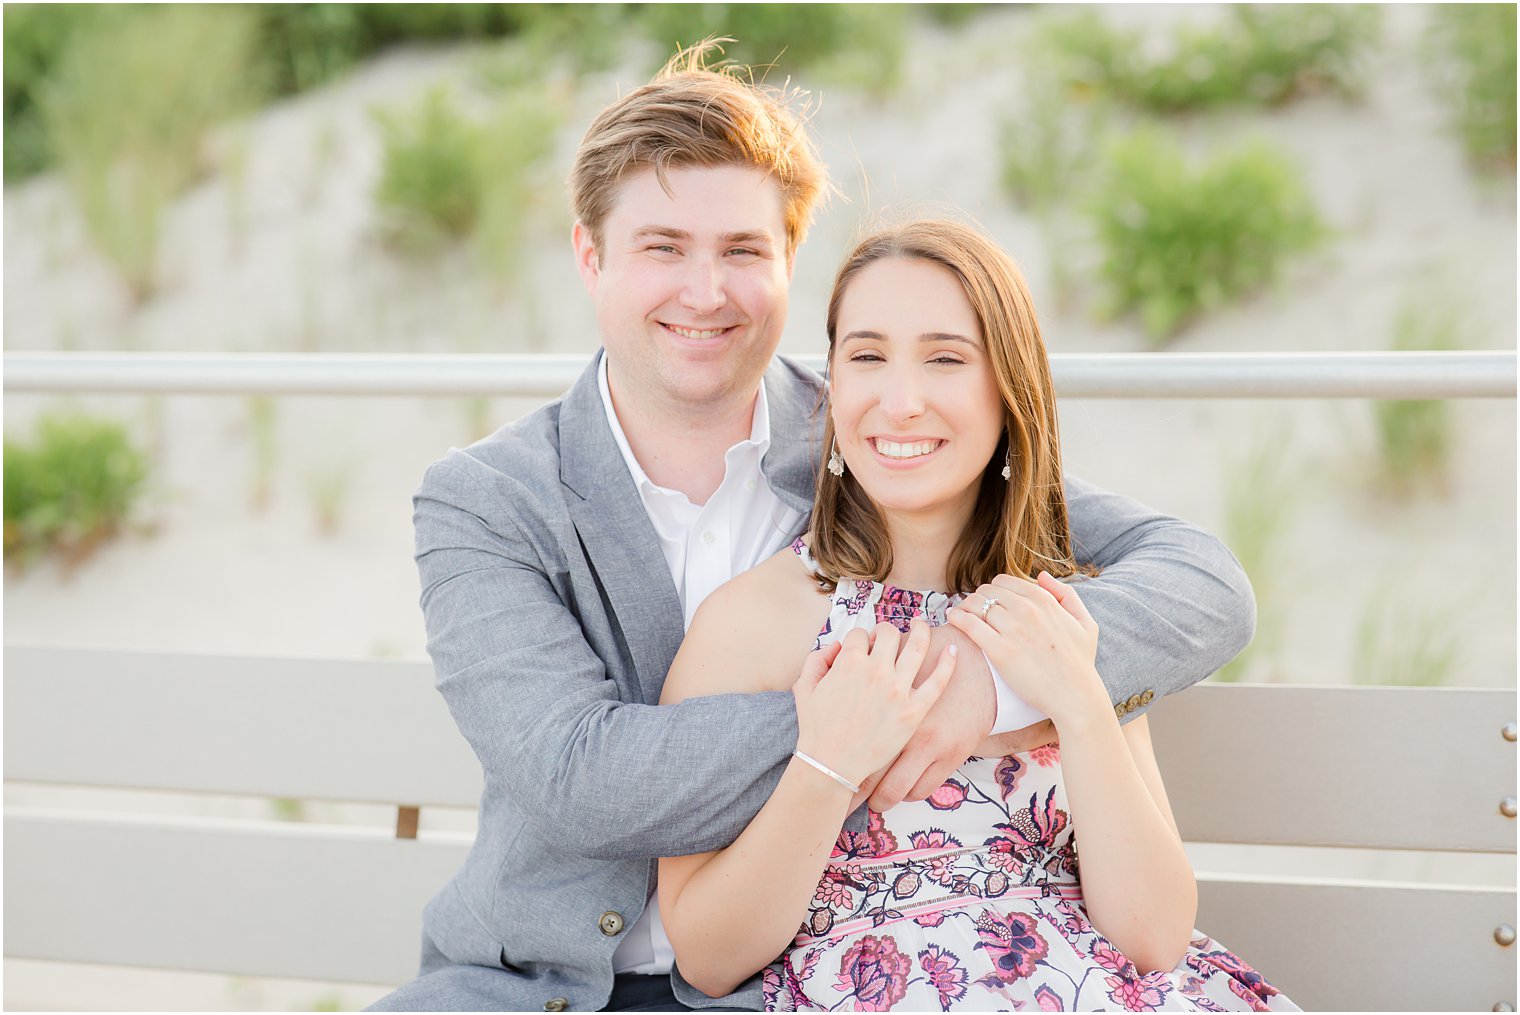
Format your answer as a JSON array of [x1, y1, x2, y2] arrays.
[[949, 645, 958, 657]]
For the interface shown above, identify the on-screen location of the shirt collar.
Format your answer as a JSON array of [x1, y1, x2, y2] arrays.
[[597, 351, 771, 497]]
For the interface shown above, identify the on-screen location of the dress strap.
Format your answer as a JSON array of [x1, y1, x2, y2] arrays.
[[789, 535, 824, 579]]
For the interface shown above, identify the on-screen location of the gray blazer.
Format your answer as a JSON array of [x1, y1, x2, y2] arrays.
[[409, 353, 1254, 1011]]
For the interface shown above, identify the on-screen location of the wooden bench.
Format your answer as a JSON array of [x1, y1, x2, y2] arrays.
[[5, 645, 1515, 1010]]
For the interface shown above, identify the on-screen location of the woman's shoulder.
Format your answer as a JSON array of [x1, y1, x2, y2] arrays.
[[702, 542, 829, 630], [663, 545, 831, 703]]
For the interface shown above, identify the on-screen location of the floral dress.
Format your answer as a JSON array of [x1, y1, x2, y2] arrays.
[[762, 539, 1298, 1012]]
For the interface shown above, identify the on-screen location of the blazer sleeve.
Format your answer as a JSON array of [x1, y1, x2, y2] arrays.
[[1063, 474, 1256, 717], [414, 458, 797, 861]]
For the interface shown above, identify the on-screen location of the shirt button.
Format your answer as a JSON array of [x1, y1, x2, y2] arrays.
[[543, 999, 569, 1012], [701, 530, 715, 545], [599, 911, 625, 936], [745, 478, 757, 491]]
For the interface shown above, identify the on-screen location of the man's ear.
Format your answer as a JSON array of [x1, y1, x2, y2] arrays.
[[571, 221, 600, 296]]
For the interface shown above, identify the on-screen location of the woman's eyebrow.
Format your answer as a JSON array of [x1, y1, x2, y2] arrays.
[[840, 331, 979, 345]]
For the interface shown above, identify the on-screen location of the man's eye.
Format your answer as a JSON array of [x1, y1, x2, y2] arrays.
[[727, 247, 760, 258], [648, 244, 678, 254]]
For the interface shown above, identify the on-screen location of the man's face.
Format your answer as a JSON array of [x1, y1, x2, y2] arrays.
[[573, 165, 792, 417]]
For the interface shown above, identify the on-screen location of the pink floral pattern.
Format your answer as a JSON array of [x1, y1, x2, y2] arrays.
[[768, 543, 1299, 1011], [918, 945, 969, 1009], [835, 935, 912, 1011]]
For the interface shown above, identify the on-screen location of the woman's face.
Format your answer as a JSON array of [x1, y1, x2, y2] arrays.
[[829, 256, 1005, 528]]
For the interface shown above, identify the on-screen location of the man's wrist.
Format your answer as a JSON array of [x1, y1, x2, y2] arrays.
[[985, 654, 1050, 734]]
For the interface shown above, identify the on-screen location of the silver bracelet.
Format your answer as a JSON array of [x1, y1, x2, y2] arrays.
[[792, 749, 860, 794]]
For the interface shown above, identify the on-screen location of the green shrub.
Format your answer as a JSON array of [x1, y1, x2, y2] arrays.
[[1371, 298, 1458, 494], [4, 412, 151, 566], [1042, 5, 1378, 112], [248, 396, 278, 511], [40, 5, 263, 300], [374, 86, 485, 242], [476, 4, 635, 83], [8, 4, 578, 182], [2, 4, 105, 180], [373, 84, 562, 276], [1352, 585, 1459, 687], [638, 4, 908, 94], [1087, 128, 1322, 341], [997, 49, 1109, 309], [1214, 425, 1297, 683], [258, 3, 369, 95], [258, 4, 520, 95], [1427, 4, 1517, 169], [999, 67, 1098, 214]]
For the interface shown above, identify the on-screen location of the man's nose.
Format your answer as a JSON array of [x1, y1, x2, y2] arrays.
[[679, 259, 727, 315]]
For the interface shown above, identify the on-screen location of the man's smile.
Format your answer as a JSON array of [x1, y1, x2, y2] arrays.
[[662, 322, 738, 342]]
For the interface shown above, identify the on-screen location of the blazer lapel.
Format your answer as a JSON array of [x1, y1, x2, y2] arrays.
[[760, 356, 826, 519], [559, 354, 826, 705], [561, 356, 685, 705]]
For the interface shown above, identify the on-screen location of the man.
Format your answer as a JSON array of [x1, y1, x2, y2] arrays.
[[371, 44, 1253, 1013]]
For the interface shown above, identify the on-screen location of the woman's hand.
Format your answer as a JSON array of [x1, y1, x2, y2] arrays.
[[946, 572, 1108, 728], [792, 619, 956, 788]]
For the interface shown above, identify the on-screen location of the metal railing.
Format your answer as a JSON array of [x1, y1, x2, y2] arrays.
[[4, 350, 1515, 399]]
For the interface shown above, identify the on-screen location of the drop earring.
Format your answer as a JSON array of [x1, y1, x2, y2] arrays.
[[827, 440, 846, 477], [1001, 447, 1012, 481]]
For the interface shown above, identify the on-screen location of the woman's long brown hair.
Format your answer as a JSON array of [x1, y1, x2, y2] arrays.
[[807, 220, 1094, 593]]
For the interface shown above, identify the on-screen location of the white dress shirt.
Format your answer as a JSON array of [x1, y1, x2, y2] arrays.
[[599, 355, 805, 974]]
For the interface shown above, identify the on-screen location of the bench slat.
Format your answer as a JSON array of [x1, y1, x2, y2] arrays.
[[6, 810, 1513, 1009], [4, 809, 468, 986], [1193, 873, 1516, 1011], [1151, 683, 1516, 852], [3, 646, 483, 807]]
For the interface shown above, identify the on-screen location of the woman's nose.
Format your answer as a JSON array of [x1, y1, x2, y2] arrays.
[[879, 365, 926, 422]]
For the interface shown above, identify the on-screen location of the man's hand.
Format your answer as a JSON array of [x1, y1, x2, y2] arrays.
[[868, 623, 992, 810]]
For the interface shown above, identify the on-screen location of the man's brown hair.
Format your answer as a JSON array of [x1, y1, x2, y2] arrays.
[[569, 39, 829, 260]]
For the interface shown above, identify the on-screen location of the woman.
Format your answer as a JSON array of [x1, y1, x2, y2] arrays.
[[658, 220, 1296, 1011]]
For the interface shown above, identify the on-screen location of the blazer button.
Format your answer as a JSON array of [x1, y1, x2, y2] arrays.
[[1140, 689, 1154, 706], [543, 999, 568, 1012], [1126, 694, 1142, 712], [599, 911, 625, 936], [1114, 702, 1128, 719]]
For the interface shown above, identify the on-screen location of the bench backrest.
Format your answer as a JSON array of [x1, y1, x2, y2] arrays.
[[4, 646, 1515, 1009]]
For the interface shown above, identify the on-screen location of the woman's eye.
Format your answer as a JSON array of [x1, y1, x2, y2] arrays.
[[849, 352, 885, 363], [930, 355, 965, 365]]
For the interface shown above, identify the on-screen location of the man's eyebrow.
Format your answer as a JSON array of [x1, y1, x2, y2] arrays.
[[629, 227, 776, 245], [631, 227, 691, 241], [720, 230, 775, 246]]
